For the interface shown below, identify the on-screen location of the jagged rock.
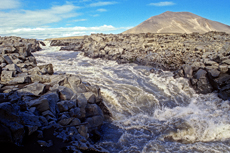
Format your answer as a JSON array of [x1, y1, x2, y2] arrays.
[[194, 69, 213, 94], [17, 72, 29, 77], [83, 92, 96, 104], [85, 115, 104, 129], [3, 55, 13, 64], [49, 84, 59, 91], [28, 92, 59, 114], [39, 116, 48, 126], [204, 60, 219, 67], [26, 125, 38, 135], [1, 63, 7, 67], [219, 86, 230, 100], [28, 66, 42, 75], [57, 101, 69, 112], [86, 85, 101, 99], [48, 74, 66, 86], [70, 118, 81, 126], [42, 92, 59, 114], [219, 65, 229, 73], [78, 125, 88, 138], [174, 69, 184, 78], [28, 98, 50, 112], [85, 104, 103, 118], [191, 62, 205, 71], [207, 69, 220, 78], [42, 110, 55, 118], [18, 82, 46, 96], [57, 100, 76, 112], [30, 75, 51, 83], [1, 70, 15, 82], [210, 74, 230, 92], [8, 76, 31, 84], [58, 86, 74, 100], [45, 115, 57, 122], [182, 64, 193, 78], [0, 56, 5, 64], [2, 86, 18, 93], [77, 94, 88, 109], [76, 94, 88, 119], [222, 59, 230, 65], [62, 75, 82, 93], [69, 107, 81, 118], [4, 64, 22, 73], [58, 117, 74, 126], [38, 64, 54, 75], [0, 102, 42, 145]]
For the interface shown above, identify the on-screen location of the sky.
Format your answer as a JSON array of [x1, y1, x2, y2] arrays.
[[0, 0, 229, 39]]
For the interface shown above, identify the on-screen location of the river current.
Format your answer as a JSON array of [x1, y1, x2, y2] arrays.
[[33, 41, 230, 153]]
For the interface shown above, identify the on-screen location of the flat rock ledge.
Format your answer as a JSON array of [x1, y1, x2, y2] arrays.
[[50, 31, 230, 100], [0, 36, 109, 153]]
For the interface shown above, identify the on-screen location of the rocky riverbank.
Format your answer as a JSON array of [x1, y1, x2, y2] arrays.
[[50, 31, 230, 100], [0, 36, 108, 153]]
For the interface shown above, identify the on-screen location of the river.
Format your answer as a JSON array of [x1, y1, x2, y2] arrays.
[[33, 41, 230, 153]]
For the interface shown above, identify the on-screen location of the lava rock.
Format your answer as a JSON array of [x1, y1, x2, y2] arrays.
[[18, 82, 46, 96], [58, 86, 75, 100], [194, 69, 213, 94]]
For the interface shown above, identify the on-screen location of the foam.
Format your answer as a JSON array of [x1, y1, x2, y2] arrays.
[[34, 43, 230, 152]]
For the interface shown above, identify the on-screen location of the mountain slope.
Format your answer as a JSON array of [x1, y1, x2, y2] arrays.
[[123, 11, 230, 34]]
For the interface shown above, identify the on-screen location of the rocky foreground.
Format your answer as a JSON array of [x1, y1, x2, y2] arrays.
[[50, 31, 230, 100], [0, 36, 108, 152]]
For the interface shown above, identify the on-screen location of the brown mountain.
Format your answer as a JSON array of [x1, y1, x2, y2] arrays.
[[123, 11, 230, 34]]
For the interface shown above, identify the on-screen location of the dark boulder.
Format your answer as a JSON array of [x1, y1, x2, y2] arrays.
[[39, 41, 46, 46], [3, 55, 13, 64], [182, 64, 193, 78], [208, 73, 230, 100], [58, 86, 74, 100], [207, 69, 220, 78], [194, 69, 213, 94]]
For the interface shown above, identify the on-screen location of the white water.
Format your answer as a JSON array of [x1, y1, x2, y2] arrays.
[[34, 42, 230, 152]]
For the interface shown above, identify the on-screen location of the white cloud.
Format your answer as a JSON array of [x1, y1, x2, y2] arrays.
[[91, 14, 100, 17], [97, 8, 107, 12], [0, 0, 20, 10], [0, 25, 132, 39], [0, 1, 129, 39], [73, 19, 87, 22], [0, 4, 80, 28], [89, 1, 117, 7], [149, 1, 175, 6]]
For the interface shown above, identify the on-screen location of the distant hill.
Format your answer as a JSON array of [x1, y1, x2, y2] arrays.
[[123, 11, 230, 34]]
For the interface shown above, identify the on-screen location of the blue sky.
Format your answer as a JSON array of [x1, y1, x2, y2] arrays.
[[0, 0, 229, 39]]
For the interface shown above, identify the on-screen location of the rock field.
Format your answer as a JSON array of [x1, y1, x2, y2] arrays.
[[50, 31, 230, 100], [0, 36, 108, 153], [1, 31, 230, 152]]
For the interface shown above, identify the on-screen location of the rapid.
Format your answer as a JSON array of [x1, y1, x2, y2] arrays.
[[33, 41, 230, 153]]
